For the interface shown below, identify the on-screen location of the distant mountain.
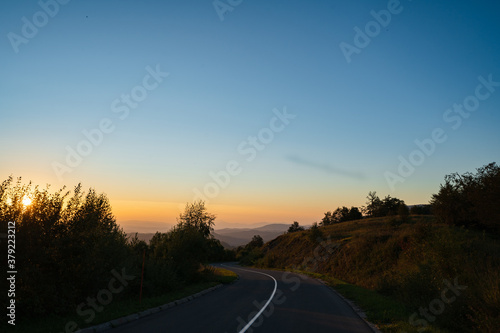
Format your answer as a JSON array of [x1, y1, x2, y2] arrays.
[[120, 220, 173, 233], [126, 232, 156, 244], [213, 221, 289, 229], [254, 223, 294, 232], [213, 223, 291, 248], [126, 223, 303, 249]]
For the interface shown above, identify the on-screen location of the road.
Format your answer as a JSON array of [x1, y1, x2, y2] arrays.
[[109, 263, 375, 332]]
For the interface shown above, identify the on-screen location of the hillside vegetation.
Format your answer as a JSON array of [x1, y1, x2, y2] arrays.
[[255, 215, 499, 332], [0, 177, 232, 332]]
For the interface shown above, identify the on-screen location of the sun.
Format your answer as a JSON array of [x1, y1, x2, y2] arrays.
[[22, 196, 32, 207]]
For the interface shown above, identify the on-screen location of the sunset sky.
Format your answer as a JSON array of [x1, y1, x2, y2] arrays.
[[2, 0, 499, 231]]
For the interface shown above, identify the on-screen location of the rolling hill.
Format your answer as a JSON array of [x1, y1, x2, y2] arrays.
[[127, 223, 293, 248], [253, 215, 500, 332]]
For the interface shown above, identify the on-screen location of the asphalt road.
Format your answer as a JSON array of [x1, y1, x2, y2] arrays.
[[109, 263, 375, 333]]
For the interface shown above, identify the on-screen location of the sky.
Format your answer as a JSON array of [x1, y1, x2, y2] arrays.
[[1, 0, 499, 231]]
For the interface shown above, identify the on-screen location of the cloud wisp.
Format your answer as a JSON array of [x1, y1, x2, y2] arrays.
[[286, 155, 365, 180]]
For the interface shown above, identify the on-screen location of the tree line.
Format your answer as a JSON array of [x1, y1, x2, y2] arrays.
[[318, 192, 410, 226], [0, 177, 230, 321], [431, 162, 500, 235], [294, 162, 498, 234], [2, 162, 497, 321]]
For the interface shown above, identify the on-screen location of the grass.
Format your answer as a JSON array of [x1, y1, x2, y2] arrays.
[[256, 267, 449, 333], [12, 265, 237, 333], [317, 274, 448, 333], [255, 215, 500, 332], [207, 266, 239, 284]]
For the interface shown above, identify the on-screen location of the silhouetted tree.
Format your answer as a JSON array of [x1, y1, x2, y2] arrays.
[[166, 224, 208, 281], [308, 222, 323, 242], [0, 179, 231, 320], [128, 233, 148, 256], [247, 234, 264, 249], [236, 235, 265, 265], [331, 206, 349, 222], [322, 206, 363, 225], [347, 206, 363, 220], [431, 162, 500, 234], [320, 211, 334, 226], [364, 191, 406, 217], [288, 221, 305, 233], [206, 238, 234, 261], [0, 177, 128, 317], [380, 195, 406, 216], [177, 200, 216, 238], [365, 191, 382, 217], [409, 204, 432, 215], [398, 203, 410, 221]]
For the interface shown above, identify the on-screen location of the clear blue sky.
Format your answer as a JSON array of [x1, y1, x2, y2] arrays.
[[1, 0, 499, 230]]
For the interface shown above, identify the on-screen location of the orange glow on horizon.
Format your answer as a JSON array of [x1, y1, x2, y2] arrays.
[[112, 199, 326, 232]]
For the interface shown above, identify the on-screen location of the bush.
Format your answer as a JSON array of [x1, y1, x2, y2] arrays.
[[258, 216, 500, 332], [0, 177, 227, 321], [308, 222, 323, 242], [0, 178, 129, 317], [431, 162, 500, 234]]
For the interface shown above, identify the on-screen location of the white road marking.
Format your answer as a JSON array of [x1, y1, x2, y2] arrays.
[[220, 264, 277, 333]]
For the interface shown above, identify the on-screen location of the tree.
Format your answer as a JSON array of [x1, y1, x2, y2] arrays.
[[166, 224, 208, 281], [0, 177, 128, 317], [379, 195, 405, 216], [237, 235, 264, 265], [128, 233, 148, 256], [320, 211, 334, 226], [322, 206, 363, 224], [409, 204, 432, 215], [365, 191, 382, 217], [308, 222, 323, 242], [247, 234, 264, 249], [431, 162, 500, 234], [331, 206, 350, 223], [177, 200, 216, 238], [288, 221, 305, 233], [398, 203, 410, 221], [205, 238, 233, 261], [365, 191, 406, 217]]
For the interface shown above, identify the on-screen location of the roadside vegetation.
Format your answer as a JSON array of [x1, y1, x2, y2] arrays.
[[2, 162, 497, 332], [241, 163, 500, 332], [0, 177, 234, 332]]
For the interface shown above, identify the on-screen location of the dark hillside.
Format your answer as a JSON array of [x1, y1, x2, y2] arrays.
[[257, 215, 499, 332]]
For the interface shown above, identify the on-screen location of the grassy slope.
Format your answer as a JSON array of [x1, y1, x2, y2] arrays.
[[256, 216, 500, 332]]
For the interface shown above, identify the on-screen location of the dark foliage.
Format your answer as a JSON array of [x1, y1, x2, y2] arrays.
[[0, 178, 229, 320], [321, 206, 363, 226], [288, 221, 305, 233], [364, 191, 408, 218], [431, 162, 500, 234]]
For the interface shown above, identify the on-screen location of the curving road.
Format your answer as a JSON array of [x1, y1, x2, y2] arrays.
[[109, 263, 375, 332]]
